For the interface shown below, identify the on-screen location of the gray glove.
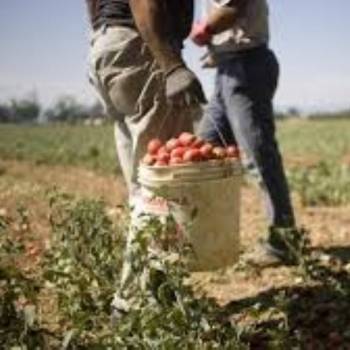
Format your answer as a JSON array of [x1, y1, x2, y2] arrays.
[[165, 65, 207, 106]]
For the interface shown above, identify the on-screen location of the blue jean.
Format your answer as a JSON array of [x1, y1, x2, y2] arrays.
[[199, 47, 295, 228]]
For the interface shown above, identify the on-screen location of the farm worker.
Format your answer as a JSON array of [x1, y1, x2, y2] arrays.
[[191, 0, 300, 265], [86, 0, 206, 203], [85, 0, 206, 320]]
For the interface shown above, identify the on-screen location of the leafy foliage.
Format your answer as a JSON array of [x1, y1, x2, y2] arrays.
[[42, 192, 125, 346], [44, 96, 89, 124], [42, 195, 243, 349], [0, 95, 41, 124], [0, 124, 118, 173], [0, 213, 46, 349], [108, 217, 243, 349], [288, 161, 350, 206], [2, 118, 350, 203], [1, 195, 350, 349]]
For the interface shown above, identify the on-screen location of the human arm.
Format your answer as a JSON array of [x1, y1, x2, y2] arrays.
[[191, 0, 246, 46], [129, 0, 183, 73], [129, 0, 206, 105], [85, 0, 97, 24]]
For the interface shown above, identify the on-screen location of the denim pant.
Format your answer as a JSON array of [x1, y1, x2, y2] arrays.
[[199, 47, 295, 228]]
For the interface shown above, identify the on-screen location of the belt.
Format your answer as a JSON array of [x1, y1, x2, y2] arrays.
[[214, 44, 269, 63], [238, 44, 268, 56], [91, 22, 184, 53]]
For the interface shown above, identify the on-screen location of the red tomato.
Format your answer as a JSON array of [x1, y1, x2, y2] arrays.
[[199, 144, 213, 159], [165, 138, 181, 152], [179, 132, 196, 147], [142, 154, 156, 166], [157, 151, 170, 163], [155, 160, 168, 166], [169, 157, 184, 165], [147, 139, 162, 155], [157, 146, 168, 155], [192, 138, 205, 148], [183, 149, 202, 162], [226, 145, 240, 158], [212, 146, 226, 159], [170, 147, 187, 158]]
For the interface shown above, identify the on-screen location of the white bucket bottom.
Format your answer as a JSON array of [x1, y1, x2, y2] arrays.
[[137, 160, 242, 271]]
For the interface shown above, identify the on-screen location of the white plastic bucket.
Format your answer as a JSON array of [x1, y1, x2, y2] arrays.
[[137, 159, 242, 271]]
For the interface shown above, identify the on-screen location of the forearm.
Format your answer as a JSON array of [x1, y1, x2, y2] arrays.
[[207, 0, 245, 35], [85, 0, 96, 24], [129, 0, 183, 72]]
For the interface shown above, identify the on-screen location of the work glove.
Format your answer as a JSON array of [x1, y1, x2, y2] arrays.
[[190, 21, 213, 47], [165, 65, 207, 106]]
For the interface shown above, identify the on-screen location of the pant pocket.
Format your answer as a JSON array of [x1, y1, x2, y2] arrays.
[[106, 65, 150, 117], [97, 38, 154, 117]]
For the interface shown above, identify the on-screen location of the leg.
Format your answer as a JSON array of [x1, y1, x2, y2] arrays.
[[125, 65, 195, 187], [89, 27, 141, 193], [198, 73, 236, 146], [91, 27, 195, 191], [114, 119, 134, 191], [90, 28, 196, 317], [221, 50, 295, 228]]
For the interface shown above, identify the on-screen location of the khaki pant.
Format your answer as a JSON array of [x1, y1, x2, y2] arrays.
[[89, 26, 199, 195]]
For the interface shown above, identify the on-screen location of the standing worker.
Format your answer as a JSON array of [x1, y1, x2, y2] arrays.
[[86, 0, 206, 204], [191, 0, 301, 266], [85, 0, 206, 319]]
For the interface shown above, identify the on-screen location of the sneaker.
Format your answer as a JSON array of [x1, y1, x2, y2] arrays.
[[267, 226, 307, 264], [242, 227, 307, 267], [241, 240, 290, 267]]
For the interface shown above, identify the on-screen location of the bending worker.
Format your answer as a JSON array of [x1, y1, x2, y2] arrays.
[[86, 0, 206, 204]]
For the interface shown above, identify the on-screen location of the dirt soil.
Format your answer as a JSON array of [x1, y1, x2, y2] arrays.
[[1, 159, 349, 304]]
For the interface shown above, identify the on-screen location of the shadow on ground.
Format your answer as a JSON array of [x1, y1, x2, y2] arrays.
[[221, 251, 350, 349], [322, 245, 350, 264]]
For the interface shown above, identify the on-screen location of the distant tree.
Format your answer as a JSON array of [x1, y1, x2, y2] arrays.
[[87, 101, 105, 120], [45, 95, 89, 124], [9, 95, 41, 123], [308, 109, 350, 120], [287, 107, 301, 118], [0, 104, 12, 123], [0, 95, 41, 124], [275, 111, 287, 120]]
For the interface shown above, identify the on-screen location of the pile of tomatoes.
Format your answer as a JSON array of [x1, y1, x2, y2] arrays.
[[142, 132, 240, 167]]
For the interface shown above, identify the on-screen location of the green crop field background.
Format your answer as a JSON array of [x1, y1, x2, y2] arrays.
[[1, 118, 350, 206], [1, 118, 350, 348], [1, 118, 350, 169], [0, 124, 118, 173]]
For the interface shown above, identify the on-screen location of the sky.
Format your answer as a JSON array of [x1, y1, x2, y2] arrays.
[[1, 1, 350, 113]]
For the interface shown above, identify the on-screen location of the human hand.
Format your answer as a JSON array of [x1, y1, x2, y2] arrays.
[[190, 21, 213, 47], [165, 65, 207, 106]]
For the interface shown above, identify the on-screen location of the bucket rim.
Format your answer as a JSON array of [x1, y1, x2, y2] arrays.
[[140, 158, 242, 170], [138, 159, 243, 188]]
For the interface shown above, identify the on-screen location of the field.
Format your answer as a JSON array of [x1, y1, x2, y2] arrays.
[[1, 119, 350, 349]]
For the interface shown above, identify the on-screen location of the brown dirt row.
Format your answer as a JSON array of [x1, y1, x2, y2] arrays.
[[0, 159, 349, 302]]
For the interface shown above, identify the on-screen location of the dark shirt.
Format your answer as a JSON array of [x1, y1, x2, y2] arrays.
[[86, 0, 194, 43], [88, 0, 134, 30]]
